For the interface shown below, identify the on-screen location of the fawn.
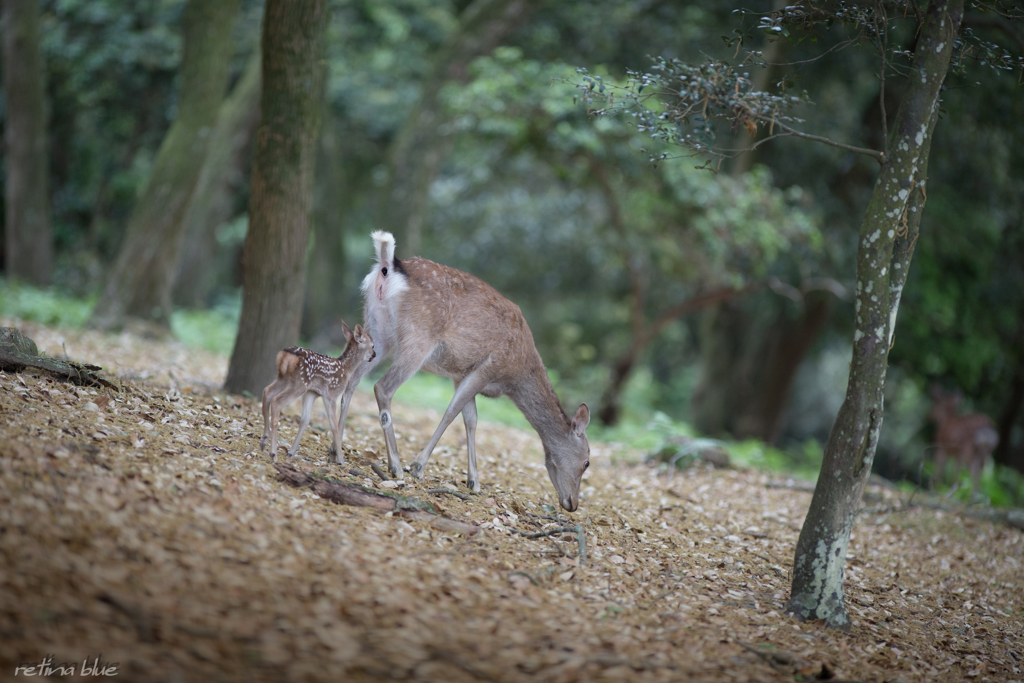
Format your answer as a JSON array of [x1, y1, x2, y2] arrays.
[[260, 322, 375, 462], [928, 385, 999, 492], [333, 231, 591, 511]]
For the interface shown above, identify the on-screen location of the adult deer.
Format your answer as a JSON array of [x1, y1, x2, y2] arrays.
[[928, 386, 998, 492], [337, 231, 591, 512], [260, 322, 375, 461]]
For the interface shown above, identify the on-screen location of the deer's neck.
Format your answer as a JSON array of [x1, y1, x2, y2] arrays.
[[509, 359, 570, 446], [335, 344, 358, 376]]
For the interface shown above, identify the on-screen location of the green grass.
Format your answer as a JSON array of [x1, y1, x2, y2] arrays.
[[0, 280, 93, 327], [358, 371, 533, 431], [169, 295, 241, 356]]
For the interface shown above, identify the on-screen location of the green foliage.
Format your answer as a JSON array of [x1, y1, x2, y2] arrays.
[[41, 0, 186, 263], [428, 47, 822, 414], [0, 281, 93, 328], [169, 293, 241, 356]]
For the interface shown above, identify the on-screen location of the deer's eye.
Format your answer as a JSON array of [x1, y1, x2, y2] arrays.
[[382, 267, 388, 276], [584, 461, 590, 470]]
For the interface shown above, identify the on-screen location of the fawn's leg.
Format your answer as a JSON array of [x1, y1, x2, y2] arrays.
[[287, 392, 318, 458], [462, 394, 480, 493], [411, 365, 491, 481], [269, 385, 306, 460], [260, 383, 275, 452]]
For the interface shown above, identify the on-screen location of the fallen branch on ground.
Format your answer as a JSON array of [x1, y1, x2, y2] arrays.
[[510, 525, 588, 564], [369, 461, 391, 481], [274, 462, 480, 535], [427, 487, 472, 501]]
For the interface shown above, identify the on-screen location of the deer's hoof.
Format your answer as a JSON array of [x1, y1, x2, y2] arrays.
[[467, 479, 480, 494], [410, 462, 425, 479], [259, 437, 267, 452]]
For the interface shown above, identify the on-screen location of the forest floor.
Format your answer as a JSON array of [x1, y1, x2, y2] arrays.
[[1, 317, 1022, 683]]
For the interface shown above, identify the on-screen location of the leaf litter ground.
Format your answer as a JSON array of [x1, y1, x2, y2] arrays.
[[0, 317, 1021, 682]]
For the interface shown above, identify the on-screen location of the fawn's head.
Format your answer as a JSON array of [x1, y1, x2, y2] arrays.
[[545, 403, 591, 512], [342, 322, 376, 364]]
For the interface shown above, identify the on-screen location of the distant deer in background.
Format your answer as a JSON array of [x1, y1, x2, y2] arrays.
[[335, 231, 591, 511], [928, 385, 999, 492], [260, 322, 375, 462]]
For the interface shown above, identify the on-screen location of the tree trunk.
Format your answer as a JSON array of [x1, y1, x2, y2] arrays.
[[223, 0, 328, 396], [378, 0, 530, 254], [2, 0, 52, 286], [785, 0, 963, 629], [302, 75, 347, 344], [172, 50, 262, 309], [89, 0, 240, 330], [599, 286, 755, 426], [734, 291, 834, 443]]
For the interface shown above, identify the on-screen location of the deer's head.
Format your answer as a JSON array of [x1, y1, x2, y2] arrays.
[[544, 403, 591, 512]]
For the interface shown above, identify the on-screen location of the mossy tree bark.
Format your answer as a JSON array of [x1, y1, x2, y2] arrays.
[[223, 0, 327, 396], [89, 0, 240, 330], [2, 0, 52, 286], [378, 0, 530, 254], [785, 0, 964, 629], [172, 50, 262, 308]]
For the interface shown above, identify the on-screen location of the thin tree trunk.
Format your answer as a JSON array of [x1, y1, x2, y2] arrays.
[[785, 0, 963, 629], [378, 0, 530, 254], [89, 0, 240, 330], [223, 0, 328, 396], [2, 0, 52, 285], [173, 50, 262, 308]]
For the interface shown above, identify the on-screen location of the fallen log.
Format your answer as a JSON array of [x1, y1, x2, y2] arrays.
[[274, 462, 480, 536], [0, 327, 117, 389]]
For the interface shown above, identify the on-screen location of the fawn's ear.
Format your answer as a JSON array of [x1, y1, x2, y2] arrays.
[[341, 320, 352, 343], [352, 324, 364, 342], [571, 403, 590, 437]]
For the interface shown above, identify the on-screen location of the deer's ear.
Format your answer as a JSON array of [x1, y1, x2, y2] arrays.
[[571, 403, 590, 437], [352, 324, 364, 341], [341, 320, 353, 343]]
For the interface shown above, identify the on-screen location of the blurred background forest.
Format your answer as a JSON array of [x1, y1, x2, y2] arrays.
[[1, 0, 1022, 503]]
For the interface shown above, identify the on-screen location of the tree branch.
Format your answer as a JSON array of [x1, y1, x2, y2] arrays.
[[758, 120, 886, 162]]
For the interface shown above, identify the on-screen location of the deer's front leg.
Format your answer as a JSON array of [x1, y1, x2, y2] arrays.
[[323, 393, 344, 465], [373, 350, 431, 479], [462, 395, 481, 493]]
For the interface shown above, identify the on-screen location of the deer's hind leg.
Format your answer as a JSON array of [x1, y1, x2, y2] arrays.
[[410, 366, 491, 483]]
